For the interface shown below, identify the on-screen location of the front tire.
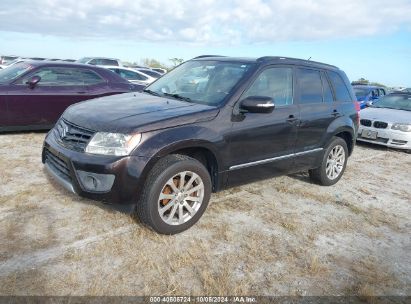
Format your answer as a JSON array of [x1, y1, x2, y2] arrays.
[[135, 154, 212, 234], [309, 137, 348, 186]]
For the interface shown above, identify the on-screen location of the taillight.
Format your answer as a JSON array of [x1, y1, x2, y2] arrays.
[[354, 101, 360, 124], [354, 101, 361, 112]]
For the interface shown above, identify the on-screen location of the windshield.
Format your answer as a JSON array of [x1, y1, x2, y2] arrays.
[[0, 62, 33, 84], [353, 87, 370, 98], [145, 60, 255, 106], [372, 95, 411, 111]]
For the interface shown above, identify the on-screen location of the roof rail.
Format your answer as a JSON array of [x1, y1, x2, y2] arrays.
[[257, 56, 338, 69], [192, 55, 226, 59]]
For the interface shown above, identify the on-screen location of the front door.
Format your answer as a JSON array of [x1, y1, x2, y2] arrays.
[[226, 66, 299, 186], [6, 66, 100, 127], [0, 86, 8, 129]]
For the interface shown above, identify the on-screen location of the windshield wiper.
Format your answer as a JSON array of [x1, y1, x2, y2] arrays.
[[143, 89, 161, 97], [163, 92, 193, 103]]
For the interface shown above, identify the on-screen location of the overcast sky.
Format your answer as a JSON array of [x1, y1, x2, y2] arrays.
[[1, 0, 411, 86]]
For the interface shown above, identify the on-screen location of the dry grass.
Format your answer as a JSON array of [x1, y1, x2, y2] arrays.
[[0, 133, 410, 296]]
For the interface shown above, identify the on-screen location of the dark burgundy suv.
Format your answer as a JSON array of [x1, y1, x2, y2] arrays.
[[42, 56, 359, 234]]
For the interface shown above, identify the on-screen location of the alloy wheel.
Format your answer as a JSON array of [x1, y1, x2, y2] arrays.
[[326, 145, 345, 180], [158, 171, 204, 225]]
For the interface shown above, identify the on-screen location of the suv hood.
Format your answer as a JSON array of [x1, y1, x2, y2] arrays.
[[62, 92, 219, 133], [360, 107, 411, 124]]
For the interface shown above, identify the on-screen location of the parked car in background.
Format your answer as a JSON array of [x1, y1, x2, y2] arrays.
[[77, 57, 122, 67], [0, 55, 20, 66], [0, 61, 143, 132], [0, 56, 21, 69], [42, 55, 359, 234], [151, 67, 167, 74], [357, 93, 411, 150], [135, 68, 163, 79], [28, 57, 47, 61], [353, 85, 386, 109], [0, 58, 35, 69], [105, 66, 156, 86]]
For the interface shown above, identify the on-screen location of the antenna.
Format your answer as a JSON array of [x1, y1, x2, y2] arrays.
[[307, 57, 312, 61]]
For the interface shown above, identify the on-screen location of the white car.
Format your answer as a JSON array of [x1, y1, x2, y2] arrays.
[[77, 57, 123, 67], [358, 93, 411, 151], [104, 66, 156, 86]]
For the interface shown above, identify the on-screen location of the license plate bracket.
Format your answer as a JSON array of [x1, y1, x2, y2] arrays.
[[361, 130, 378, 139]]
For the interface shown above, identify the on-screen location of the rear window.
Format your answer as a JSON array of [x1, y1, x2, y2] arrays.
[[328, 71, 352, 102], [353, 87, 370, 98]]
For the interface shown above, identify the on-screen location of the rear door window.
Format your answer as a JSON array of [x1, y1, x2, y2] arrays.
[[328, 71, 352, 102], [297, 68, 323, 104]]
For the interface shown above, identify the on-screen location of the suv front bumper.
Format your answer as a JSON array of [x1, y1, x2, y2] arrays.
[[42, 131, 150, 206]]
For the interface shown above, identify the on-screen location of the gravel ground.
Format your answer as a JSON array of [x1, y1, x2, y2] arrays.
[[0, 132, 410, 296]]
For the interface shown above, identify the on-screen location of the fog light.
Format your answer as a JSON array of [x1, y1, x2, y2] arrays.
[[76, 170, 115, 192]]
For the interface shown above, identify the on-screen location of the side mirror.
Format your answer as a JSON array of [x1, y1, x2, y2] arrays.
[[26, 75, 41, 88], [240, 96, 274, 113]]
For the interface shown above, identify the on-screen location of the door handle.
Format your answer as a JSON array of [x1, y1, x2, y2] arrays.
[[331, 109, 341, 117], [287, 114, 299, 124]]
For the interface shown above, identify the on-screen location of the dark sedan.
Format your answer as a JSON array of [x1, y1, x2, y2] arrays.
[[0, 61, 144, 132]]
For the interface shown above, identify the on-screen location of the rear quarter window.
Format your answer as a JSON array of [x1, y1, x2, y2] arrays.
[[328, 71, 352, 102]]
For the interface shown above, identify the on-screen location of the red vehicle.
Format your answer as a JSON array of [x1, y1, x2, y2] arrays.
[[0, 61, 144, 132]]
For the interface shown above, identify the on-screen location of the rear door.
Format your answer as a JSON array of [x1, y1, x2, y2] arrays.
[[293, 68, 335, 168], [6, 67, 91, 127]]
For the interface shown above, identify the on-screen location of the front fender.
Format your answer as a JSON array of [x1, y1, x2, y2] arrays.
[[129, 124, 226, 188]]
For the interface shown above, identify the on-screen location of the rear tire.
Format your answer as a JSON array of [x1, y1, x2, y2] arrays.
[[135, 154, 212, 234], [309, 137, 348, 186]]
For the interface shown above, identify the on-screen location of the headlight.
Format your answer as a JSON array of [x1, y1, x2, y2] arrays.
[[391, 123, 411, 132], [85, 132, 142, 156]]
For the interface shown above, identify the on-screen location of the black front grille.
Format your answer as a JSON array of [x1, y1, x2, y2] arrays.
[[44, 149, 71, 182], [373, 121, 388, 129], [360, 119, 372, 127], [55, 119, 95, 152]]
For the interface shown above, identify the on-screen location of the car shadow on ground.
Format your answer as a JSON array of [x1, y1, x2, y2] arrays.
[[356, 140, 410, 154]]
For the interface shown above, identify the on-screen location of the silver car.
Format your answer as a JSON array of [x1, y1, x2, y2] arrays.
[[358, 93, 411, 150]]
